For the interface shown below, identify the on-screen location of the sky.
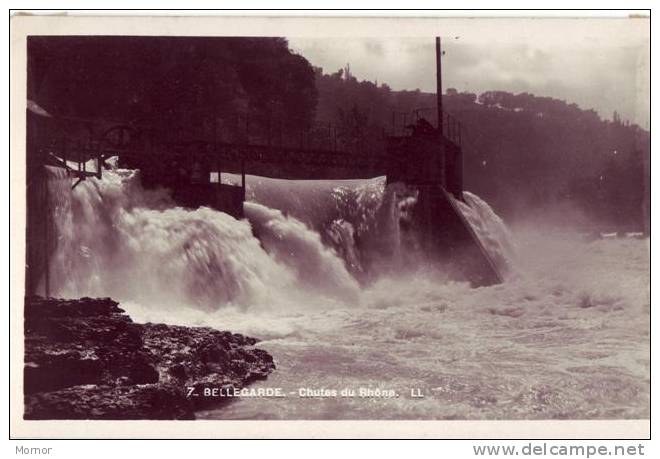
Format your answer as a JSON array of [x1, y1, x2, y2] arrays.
[[287, 19, 649, 128]]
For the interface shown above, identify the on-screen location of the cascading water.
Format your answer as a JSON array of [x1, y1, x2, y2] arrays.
[[40, 163, 648, 420], [45, 166, 366, 310], [243, 202, 360, 303], [454, 191, 517, 277], [46, 165, 469, 308]]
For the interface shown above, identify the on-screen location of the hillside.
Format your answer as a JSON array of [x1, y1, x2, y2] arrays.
[[314, 67, 649, 231]]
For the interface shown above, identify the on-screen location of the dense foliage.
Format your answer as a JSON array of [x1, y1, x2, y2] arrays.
[[28, 37, 318, 141]]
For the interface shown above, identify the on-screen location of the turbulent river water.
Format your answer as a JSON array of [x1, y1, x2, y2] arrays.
[[44, 165, 650, 420]]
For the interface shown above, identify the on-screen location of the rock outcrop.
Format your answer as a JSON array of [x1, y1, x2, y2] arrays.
[[24, 296, 275, 419]]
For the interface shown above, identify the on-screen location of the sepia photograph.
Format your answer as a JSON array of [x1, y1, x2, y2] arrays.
[[10, 12, 650, 439]]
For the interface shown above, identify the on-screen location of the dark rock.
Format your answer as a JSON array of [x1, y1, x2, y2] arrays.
[[23, 296, 275, 420], [168, 363, 187, 379], [24, 349, 105, 394], [25, 296, 124, 321], [198, 343, 230, 364], [25, 384, 195, 420]]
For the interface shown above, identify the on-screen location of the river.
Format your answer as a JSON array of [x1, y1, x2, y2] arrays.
[[44, 166, 650, 420]]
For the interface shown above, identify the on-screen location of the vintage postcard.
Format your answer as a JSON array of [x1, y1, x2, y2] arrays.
[[9, 13, 650, 439]]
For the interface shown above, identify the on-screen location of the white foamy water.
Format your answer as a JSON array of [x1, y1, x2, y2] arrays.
[[455, 191, 516, 276], [44, 166, 649, 420]]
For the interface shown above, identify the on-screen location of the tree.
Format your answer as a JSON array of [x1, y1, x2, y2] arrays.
[[28, 36, 318, 138]]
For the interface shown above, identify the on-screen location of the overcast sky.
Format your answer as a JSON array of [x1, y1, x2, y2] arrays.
[[288, 20, 649, 128]]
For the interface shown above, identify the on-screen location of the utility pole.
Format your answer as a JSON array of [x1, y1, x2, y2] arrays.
[[436, 36, 443, 134]]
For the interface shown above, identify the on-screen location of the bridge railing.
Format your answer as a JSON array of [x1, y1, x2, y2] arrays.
[[33, 109, 382, 167], [386, 108, 462, 147], [162, 114, 377, 154]]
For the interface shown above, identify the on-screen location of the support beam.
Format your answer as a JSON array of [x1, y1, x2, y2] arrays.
[[436, 36, 443, 133], [44, 173, 50, 297]]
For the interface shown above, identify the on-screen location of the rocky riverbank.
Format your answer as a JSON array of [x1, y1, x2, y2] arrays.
[[24, 296, 275, 419]]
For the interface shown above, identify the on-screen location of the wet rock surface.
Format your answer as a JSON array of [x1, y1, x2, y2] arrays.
[[24, 296, 275, 419]]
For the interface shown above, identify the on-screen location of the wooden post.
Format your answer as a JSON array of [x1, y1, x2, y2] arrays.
[[436, 36, 443, 133], [96, 140, 102, 180], [213, 111, 218, 149], [215, 145, 220, 185], [43, 168, 50, 297], [62, 137, 67, 166], [76, 140, 81, 173], [268, 116, 272, 147]]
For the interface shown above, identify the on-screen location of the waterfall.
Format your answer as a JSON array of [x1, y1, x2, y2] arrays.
[[39, 164, 515, 312]]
